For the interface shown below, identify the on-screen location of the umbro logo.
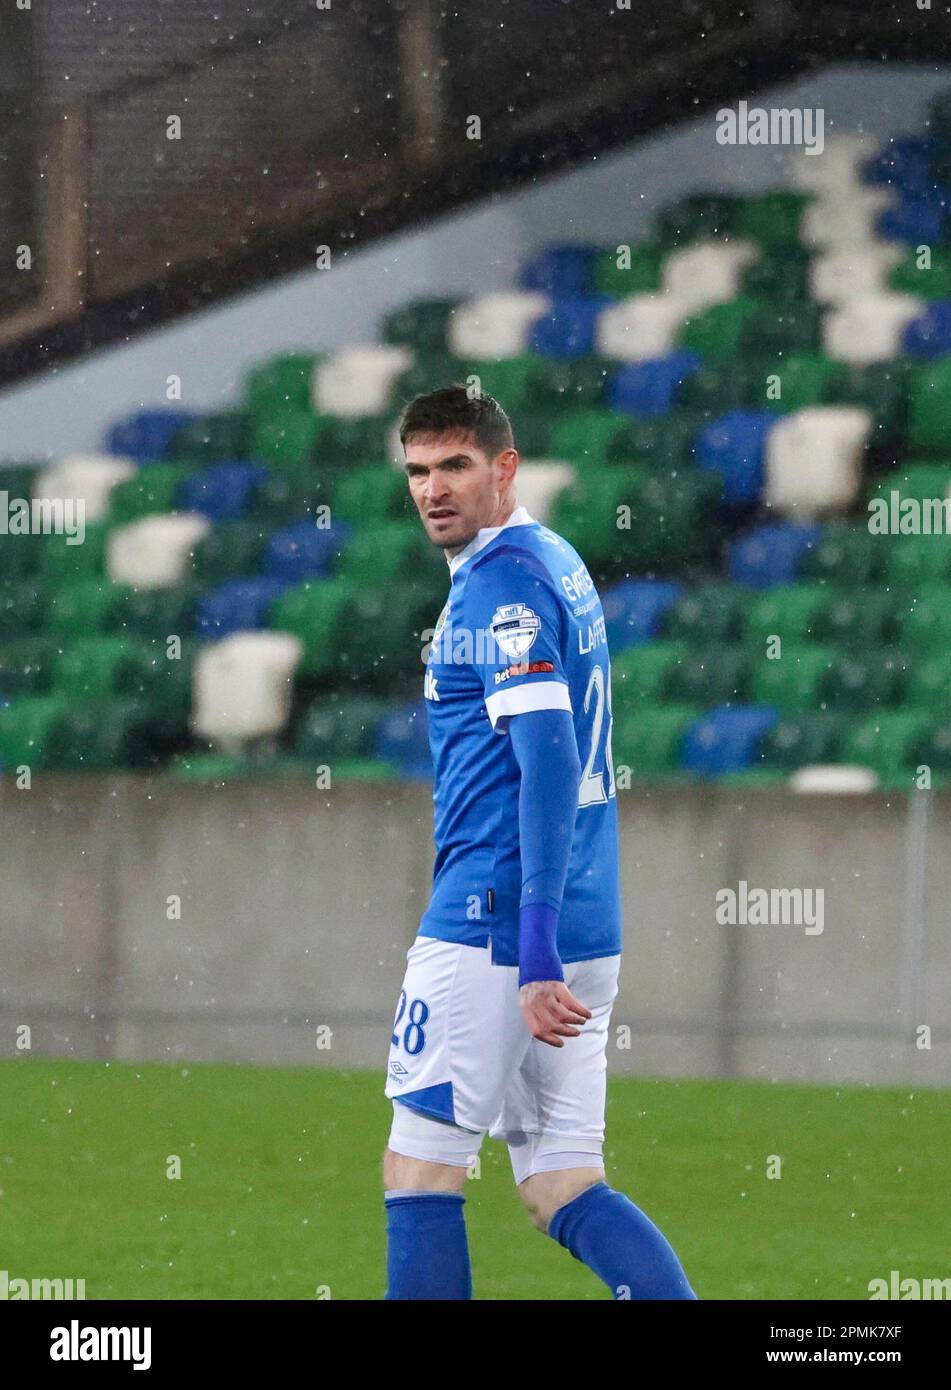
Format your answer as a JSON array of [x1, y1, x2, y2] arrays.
[[390, 1061, 408, 1077]]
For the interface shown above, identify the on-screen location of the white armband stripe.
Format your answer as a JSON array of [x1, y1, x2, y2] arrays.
[[484, 680, 572, 731]]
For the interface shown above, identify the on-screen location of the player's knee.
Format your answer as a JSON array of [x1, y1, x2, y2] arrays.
[[382, 1146, 468, 1193], [518, 1167, 605, 1233]]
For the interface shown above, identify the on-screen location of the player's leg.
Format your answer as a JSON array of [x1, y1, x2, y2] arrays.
[[496, 954, 697, 1299], [382, 935, 530, 1300]]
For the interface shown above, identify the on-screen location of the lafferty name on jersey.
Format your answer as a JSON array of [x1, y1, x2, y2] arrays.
[[578, 614, 607, 654]]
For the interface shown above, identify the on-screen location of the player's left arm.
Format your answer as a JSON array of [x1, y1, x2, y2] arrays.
[[508, 707, 592, 1047], [467, 548, 592, 1046]]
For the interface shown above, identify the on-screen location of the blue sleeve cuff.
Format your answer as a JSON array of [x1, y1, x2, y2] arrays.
[[519, 902, 565, 988]]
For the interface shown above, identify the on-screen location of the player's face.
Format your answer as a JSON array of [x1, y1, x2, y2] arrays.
[[403, 433, 513, 552]]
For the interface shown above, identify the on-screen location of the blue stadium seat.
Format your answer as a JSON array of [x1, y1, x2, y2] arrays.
[[863, 136, 940, 194], [530, 296, 613, 359], [903, 302, 951, 359], [180, 461, 268, 522], [607, 352, 702, 418], [518, 244, 600, 296], [878, 195, 949, 245], [264, 518, 353, 584], [375, 700, 432, 778], [681, 705, 779, 776], [696, 410, 777, 504], [105, 410, 195, 462], [602, 579, 685, 650], [728, 521, 823, 589], [196, 577, 290, 640]]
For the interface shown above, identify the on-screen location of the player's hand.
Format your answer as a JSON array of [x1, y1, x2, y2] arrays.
[[519, 980, 592, 1048]]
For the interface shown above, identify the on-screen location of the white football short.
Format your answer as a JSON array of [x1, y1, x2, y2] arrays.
[[384, 935, 621, 1185]]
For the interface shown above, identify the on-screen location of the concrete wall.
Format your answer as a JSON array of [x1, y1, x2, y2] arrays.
[[1, 777, 947, 1086]]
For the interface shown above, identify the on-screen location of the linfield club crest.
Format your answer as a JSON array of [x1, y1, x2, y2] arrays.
[[490, 603, 541, 660]]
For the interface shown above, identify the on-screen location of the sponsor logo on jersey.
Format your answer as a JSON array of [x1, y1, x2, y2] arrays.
[[490, 603, 540, 660], [493, 659, 555, 686]]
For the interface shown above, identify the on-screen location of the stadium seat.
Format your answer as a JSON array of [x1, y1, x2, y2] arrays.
[[696, 409, 776, 504], [107, 514, 211, 588], [601, 579, 684, 649], [191, 631, 303, 745], [748, 644, 836, 713], [607, 352, 702, 418], [179, 461, 268, 523], [809, 243, 903, 305], [729, 524, 823, 588], [33, 454, 136, 524], [680, 704, 778, 776], [531, 296, 613, 359], [661, 240, 759, 314], [313, 345, 413, 418], [764, 406, 871, 517], [268, 578, 356, 677], [611, 703, 700, 777], [597, 292, 691, 362], [518, 244, 599, 296], [105, 410, 195, 462], [823, 292, 924, 364], [374, 700, 432, 777], [264, 519, 352, 585], [196, 577, 290, 641], [448, 292, 550, 359]]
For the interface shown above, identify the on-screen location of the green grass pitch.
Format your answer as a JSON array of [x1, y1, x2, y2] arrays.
[[1, 1059, 946, 1300]]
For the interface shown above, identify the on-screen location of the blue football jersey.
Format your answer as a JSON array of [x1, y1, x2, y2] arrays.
[[419, 505, 622, 966]]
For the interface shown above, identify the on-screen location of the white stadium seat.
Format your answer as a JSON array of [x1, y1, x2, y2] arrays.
[[809, 241, 904, 305], [596, 291, 691, 362], [788, 133, 878, 195], [822, 291, 923, 364], [106, 513, 211, 588], [313, 344, 413, 419], [513, 461, 576, 523], [33, 453, 136, 524], [448, 291, 551, 360], [765, 406, 872, 518], [800, 186, 893, 249], [192, 631, 303, 746], [661, 239, 759, 314]]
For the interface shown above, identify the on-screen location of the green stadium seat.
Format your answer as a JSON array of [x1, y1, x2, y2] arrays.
[[611, 703, 700, 777], [531, 356, 613, 409], [0, 694, 69, 769], [250, 464, 330, 525], [612, 641, 686, 708], [107, 463, 191, 525], [740, 252, 811, 302], [761, 711, 849, 769], [841, 712, 932, 786], [52, 636, 142, 700], [45, 697, 183, 771], [677, 297, 759, 361], [244, 354, 321, 417], [382, 299, 457, 354], [654, 194, 740, 246], [0, 579, 46, 634], [905, 650, 951, 716], [836, 362, 909, 443], [748, 643, 836, 713], [0, 636, 60, 696], [45, 578, 121, 636], [619, 410, 705, 467], [825, 648, 907, 710], [761, 353, 843, 414], [268, 577, 356, 676], [800, 524, 884, 586], [890, 244, 951, 300], [111, 583, 200, 638], [294, 695, 388, 761], [548, 410, 633, 467], [189, 521, 270, 585], [899, 584, 951, 647], [665, 644, 750, 705], [741, 301, 822, 355], [907, 359, 951, 454], [39, 523, 108, 583], [745, 584, 831, 647], [251, 412, 321, 469], [337, 522, 444, 589], [731, 192, 809, 248], [314, 415, 393, 467], [168, 412, 251, 464], [814, 590, 900, 646], [0, 532, 44, 580], [332, 466, 409, 525], [884, 534, 951, 587], [465, 356, 544, 411], [664, 583, 750, 643], [593, 243, 664, 296]]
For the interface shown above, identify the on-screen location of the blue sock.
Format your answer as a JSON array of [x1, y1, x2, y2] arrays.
[[384, 1192, 472, 1300], [548, 1182, 697, 1300]]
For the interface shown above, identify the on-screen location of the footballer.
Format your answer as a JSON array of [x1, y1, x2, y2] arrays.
[[382, 386, 696, 1301]]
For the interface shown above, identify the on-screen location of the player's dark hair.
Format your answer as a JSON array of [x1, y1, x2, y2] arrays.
[[398, 385, 514, 458]]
